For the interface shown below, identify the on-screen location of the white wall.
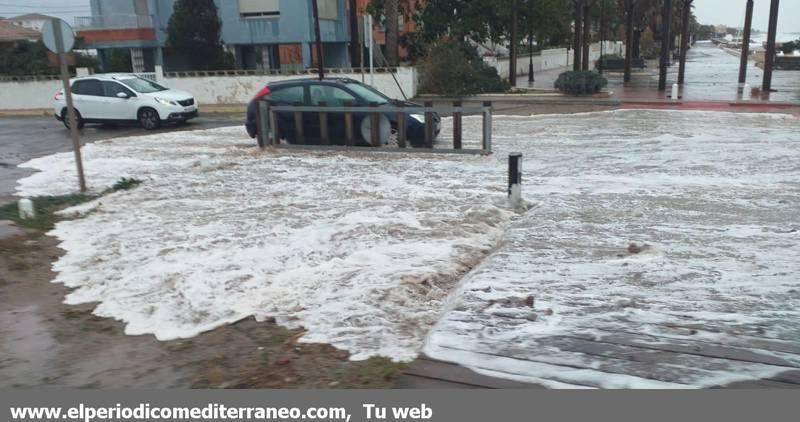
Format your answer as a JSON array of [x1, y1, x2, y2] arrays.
[[163, 67, 417, 105], [0, 68, 418, 110], [0, 79, 63, 111], [489, 42, 626, 80]]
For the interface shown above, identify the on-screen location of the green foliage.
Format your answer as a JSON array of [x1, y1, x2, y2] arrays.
[[104, 49, 133, 72], [596, 54, 623, 69], [0, 40, 52, 75], [419, 38, 509, 96], [412, 0, 573, 63], [74, 53, 101, 73], [111, 178, 142, 192], [166, 0, 229, 70], [782, 40, 800, 54], [554, 70, 608, 96], [0, 194, 97, 231], [0, 178, 142, 231], [695, 25, 716, 41], [640, 28, 659, 60]]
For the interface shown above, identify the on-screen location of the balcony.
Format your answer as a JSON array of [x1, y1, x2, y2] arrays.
[[75, 15, 154, 31]]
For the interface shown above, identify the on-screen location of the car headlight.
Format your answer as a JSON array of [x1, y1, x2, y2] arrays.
[[155, 97, 178, 106], [410, 113, 425, 123]]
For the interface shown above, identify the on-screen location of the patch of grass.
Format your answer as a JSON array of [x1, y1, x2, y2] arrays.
[[0, 193, 99, 230], [110, 177, 142, 192], [357, 357, 409, 385], [0, 178, 143, 231]]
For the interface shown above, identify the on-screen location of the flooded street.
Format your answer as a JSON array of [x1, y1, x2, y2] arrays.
[[606, 42, 800, 102]]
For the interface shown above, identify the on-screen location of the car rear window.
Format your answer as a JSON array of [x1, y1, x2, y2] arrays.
[[72, 79, 103, 96], [267, 86, 305, 104]]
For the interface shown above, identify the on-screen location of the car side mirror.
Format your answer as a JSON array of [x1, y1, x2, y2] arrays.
[[116, 92, 129, 99]]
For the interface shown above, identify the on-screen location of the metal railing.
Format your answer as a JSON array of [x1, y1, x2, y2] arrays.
[[74, 15, 154, 30], [132, 72, 158, 82], [256, 101, 493, 155], [164, 67, 400, 78]]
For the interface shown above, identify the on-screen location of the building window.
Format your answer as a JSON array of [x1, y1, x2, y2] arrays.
[[239, 0, 280, 18], [318, 0, 338, 20]]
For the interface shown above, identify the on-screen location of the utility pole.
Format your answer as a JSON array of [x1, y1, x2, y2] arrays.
[[677, 0, 692, 85], [658, 0, 673, 91], [510, 0, 519, 87], [348, 0, 360, 67], [312, 0, 325, 80], [738, 0, 754, 86], [573, 0, 583, 71], [762, 0, 780, 92]]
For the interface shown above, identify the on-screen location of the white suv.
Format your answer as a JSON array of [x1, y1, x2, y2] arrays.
[[53, 74, 198, 130]]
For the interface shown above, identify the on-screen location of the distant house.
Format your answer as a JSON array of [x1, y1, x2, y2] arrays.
[[6, 13, 56, 33], [76, 0, 351, 73], [0, 20, 41, 48]]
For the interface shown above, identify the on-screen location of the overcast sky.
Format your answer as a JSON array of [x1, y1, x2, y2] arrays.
[[694, 0, 798, 32], [0, 0, 797, 34]]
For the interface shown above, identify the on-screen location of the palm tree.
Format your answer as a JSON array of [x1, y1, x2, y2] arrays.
[[385, 0, 399, 65]]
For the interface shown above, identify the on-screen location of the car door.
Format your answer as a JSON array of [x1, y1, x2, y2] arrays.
[[308, 84, 359, 145], [70, 79, 105, 120], [265, 85, 307, 143], [102, 81, 138, 121]]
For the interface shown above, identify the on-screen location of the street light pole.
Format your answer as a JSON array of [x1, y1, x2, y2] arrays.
[[510, 0, 519, 87], [528, 27, 534, 84], [599, 0, 605, 74], [311, 0, 325, 80]]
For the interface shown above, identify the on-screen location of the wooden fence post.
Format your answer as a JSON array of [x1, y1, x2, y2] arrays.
[[256, 101, 267, 148], [270, 109, 280, 145], [453, 100, 462, 150], [424, 101, 434, 148], [369, 101, 381, 147], [293, 111, 304, 144], [482, 101, 493, 154], [396, 104, 407, 148], [318, 101, 330, 145], [344, 101, 355, 146]]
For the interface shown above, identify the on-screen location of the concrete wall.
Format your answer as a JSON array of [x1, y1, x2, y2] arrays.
[[0, 79, 63, 111], [161, 67, 417, 105], [488, 42, 626, 81], [0, 68, 417, 110]]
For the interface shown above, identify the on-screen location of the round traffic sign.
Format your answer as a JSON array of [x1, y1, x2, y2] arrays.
[[41, 19, 75, 53]]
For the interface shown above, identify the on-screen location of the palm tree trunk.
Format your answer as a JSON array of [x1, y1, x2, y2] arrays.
[[385, 0, 399, 66]]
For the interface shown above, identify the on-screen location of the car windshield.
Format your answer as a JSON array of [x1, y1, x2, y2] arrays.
[[119, 77, 168, 94], [344, 81, 390, 104]]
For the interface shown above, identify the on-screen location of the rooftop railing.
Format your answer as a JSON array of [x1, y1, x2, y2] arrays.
[[74, 15, 154, 30]]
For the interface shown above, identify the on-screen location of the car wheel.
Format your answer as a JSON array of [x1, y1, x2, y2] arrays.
[[61, 109, 84, 130], [138, 108, 161, 130]]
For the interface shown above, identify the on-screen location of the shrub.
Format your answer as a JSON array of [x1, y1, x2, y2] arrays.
[[596, 54, 624, 69], [554, 71, 608, 95], [640, 28, 659, 60], [419, 38, 510, 96], [782, 40, 800, 54]]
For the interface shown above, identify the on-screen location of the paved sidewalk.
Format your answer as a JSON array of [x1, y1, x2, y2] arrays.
[[515, 43, 800, 104]]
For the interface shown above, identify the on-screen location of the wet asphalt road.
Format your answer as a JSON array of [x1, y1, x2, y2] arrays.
[[0, 113, 245, 206]]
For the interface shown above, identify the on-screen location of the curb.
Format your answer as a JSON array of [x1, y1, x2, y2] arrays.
[[0, 106, 248, 118], [0, 109, 52, 117]]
